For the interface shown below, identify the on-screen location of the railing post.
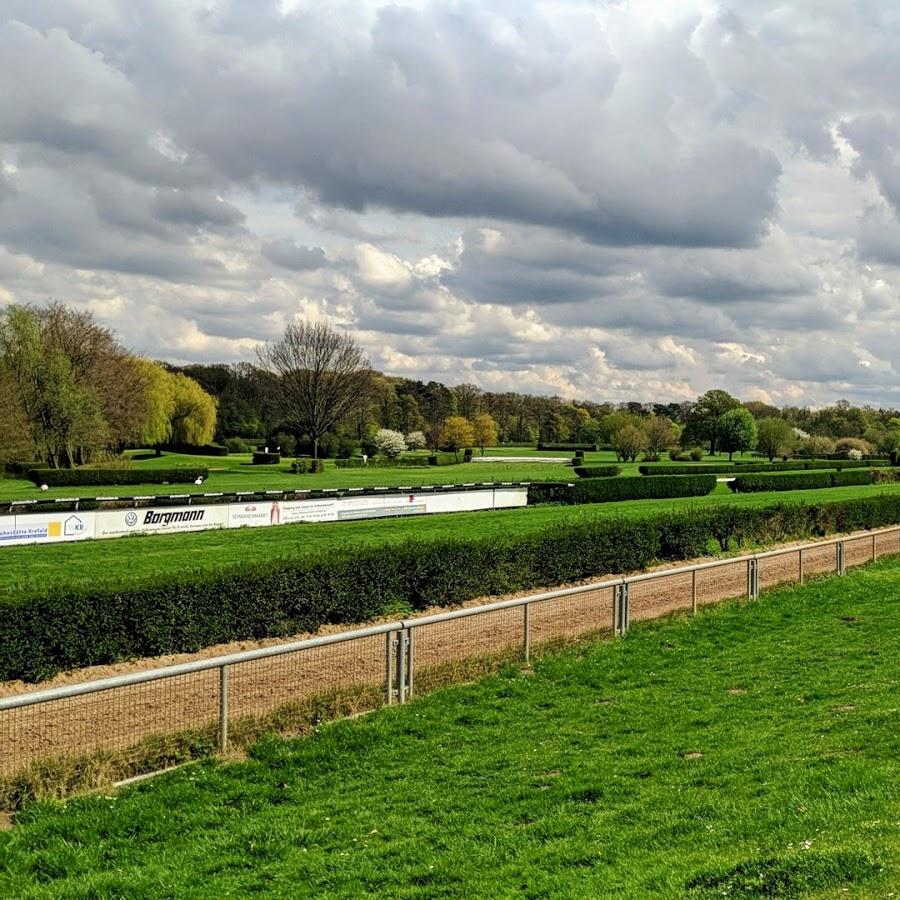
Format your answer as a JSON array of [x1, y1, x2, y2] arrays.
[[691, 568, 698, 614], [615, 582, 630, 635], [872, 532, 877, 561], [407, 627, 414, 700], [218, 664, 229, 753], [837, 541, 845, 575], [385, 631, 395, 705], [396, 629, 407, 704], [523, 603, 530, 662], [798, 548, 804, 585]]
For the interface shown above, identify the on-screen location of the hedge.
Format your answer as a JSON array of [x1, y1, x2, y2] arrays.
[[832, 469, 876, 487], [729, 471, 834, 493], [7, 492, 900, 682], [429, 452, 462, 466], [335, 457, 432, 468], [28, 468, 209, 488], [290, 459, 325, 474], [528, 475, 716, 505], [252, 452, 281, 465], [161, 443, 229, 457], [573, 466, 620, 478], [642, 459, 889, 476], [536, 442, 597, 451]]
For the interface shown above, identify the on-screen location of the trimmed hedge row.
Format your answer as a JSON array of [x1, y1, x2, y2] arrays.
[[161, 443, 229, 457], [729, 470, 877, 492], [528, 475, 716, 505], [28, 468, 209, 487], [642, 459, 890, 476], [252, 451, 281, 465], [7, 493, 900, 682], [573, 466, 620, 478], [536, 442, 597, 451], [335, 457, 432, 468]]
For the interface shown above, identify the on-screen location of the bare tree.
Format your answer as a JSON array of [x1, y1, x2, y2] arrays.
[[257, 321, 371, 460]]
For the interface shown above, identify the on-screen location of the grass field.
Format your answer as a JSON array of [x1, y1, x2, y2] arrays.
[[0, 448, 739, 500], [2, 557, 897, 897], [4, 480, 900, 598]]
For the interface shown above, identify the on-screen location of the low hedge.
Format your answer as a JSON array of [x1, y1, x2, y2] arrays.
[[528, 475, 716, 504], [335, 457, 432, 468], [832, 469, 876, 486], [252, 452, 281, 465], [573, 466, 620, 478], [642, 459, 889, 476], [290, 459, 325, 474], [536, 442, 597, 451], [161, 443, 229, 457], [7, 493, 900, 682], [27, 468, 209, 488], [728, 471, 832, 493], [429, 452, 462, 466]]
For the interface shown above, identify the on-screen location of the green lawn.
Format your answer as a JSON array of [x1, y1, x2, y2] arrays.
[[4, 480, 900, 598], [2, 558, 897, 897], [0, 448, 743, 500]]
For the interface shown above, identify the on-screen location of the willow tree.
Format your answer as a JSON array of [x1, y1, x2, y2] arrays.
[[257, 321, 371, 460]]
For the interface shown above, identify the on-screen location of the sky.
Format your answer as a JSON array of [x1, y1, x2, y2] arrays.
[[2, 1, 900, 407]]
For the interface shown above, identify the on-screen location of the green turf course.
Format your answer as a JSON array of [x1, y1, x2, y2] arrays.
[[2, 557, 897, 897], [0, 448, 747, 500], [5, 481, 900, 598]]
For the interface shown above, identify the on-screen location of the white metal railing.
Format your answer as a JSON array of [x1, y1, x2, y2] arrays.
[[1, 524, 898, 799]]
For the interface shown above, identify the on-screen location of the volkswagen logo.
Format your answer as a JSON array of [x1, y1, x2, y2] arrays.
[[125, 511, 138, 527]]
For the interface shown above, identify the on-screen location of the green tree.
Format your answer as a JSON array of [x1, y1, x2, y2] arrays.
[[168, 373, 217, 445], [643, 415, 676, 458], [612, 423, 646, 462], [718, 407, 758, 460], [471, 413, 498, 454], [756, 417, 793, 461], [683, 390, 741, 454], [439, 416, 475, 461]]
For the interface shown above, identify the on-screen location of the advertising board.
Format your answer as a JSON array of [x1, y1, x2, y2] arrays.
[[95, 505, 230, 539]]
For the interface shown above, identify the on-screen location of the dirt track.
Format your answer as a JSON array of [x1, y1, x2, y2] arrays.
[[0, 528, 892, 783]]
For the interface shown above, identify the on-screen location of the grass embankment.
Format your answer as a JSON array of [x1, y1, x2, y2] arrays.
[[2, 558, 897, 897], [4, 481, 900, 598]]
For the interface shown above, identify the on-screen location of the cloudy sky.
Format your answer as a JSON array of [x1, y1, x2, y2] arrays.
[[2, 1, 900, 406]]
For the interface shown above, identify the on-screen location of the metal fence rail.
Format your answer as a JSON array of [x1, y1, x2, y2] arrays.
[[2, 525, 898, 800]]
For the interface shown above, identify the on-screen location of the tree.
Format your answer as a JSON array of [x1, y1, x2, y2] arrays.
[[134, 360, 176, 450], [373, 428, 407, 458], [683, 389, 741, 454], [398, 393, 425, 434], [257, 321, 372, 460], [453, 383, 482, 419], [756, 417, 793, 461], [643, 415, 676, 458], [405, 430, 427, 450], [471, 412, 498, 454], [612, 423, 646, 462], [717, 407, 758, 460], [168, 373, 217, 445], [439, 416, 475, 461]]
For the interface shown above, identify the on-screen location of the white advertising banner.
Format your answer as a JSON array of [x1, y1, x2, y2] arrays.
[[0, 511, 95, 546], [95, 504, 230, 539], [3, 486, 530, 547]]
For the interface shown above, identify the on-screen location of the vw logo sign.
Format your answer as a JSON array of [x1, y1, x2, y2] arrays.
[[125, 511, 138, 527]]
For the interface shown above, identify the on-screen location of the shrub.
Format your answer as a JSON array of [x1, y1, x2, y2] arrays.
[[223, 437, 256, 454], [835, 437, 875, 457], [573, 466, 620, 478], [290, 459, 324, 474], [574, 449, 585, 460], [10, 493, 900, 681], [162, 443, 229, 457], [335, 457, 432, 468], [728, 472, 833, 493], [536, 443, 597, 451], [270, 432, 297, 457], [336, 436, 358, 459], [831, 469, 874, 487], [690, 447, 705, 461], [668, 448, 689, 461], [405, 431, 427, 451], [28, 468, 208, 488], [429, 452, 459, 466], [529, 475, 716, 504], [252, 452, 281, 465], [847, 448, 863, 461]]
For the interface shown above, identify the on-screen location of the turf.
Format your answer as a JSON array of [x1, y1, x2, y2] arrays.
[[4, 481, 900, 598], [2, 557, 897, 897]]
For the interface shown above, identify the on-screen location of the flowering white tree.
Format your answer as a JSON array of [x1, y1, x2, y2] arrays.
[[405, 430, 427, 450], [374, 428, 407, 458], [847, 448, 863, 460]]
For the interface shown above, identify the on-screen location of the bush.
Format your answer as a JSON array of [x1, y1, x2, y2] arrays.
[[429, 452, 460, 466], [831, 469, 874, 487], [223, 437, 256, 454], [3, 460, 36, 479], [28, 468, 209, 488], [573, 466, 620, 478], [335, 456, 432, 468], [162, 443, 229, 457], [336, 436, 358, 459], [252, 452, 281, 465], [728, 472, 833, 493], [690, 448, 705, 461], [10, 493, 900, 681], [290, 459, 324, 474], [529, 475, 716, 504], [536, 443, 597, 451], [668, 448, 689, 462], [574, 450, 585, 460]]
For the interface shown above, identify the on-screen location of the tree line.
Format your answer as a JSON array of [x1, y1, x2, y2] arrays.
[[4, 304, 900, 468]]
